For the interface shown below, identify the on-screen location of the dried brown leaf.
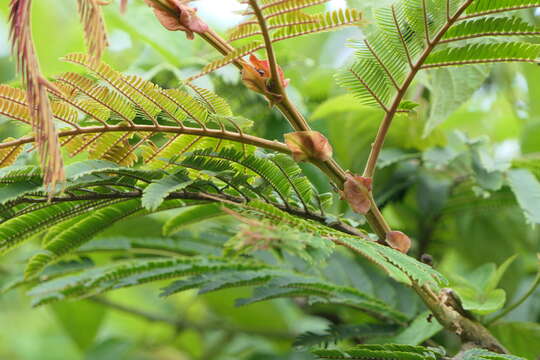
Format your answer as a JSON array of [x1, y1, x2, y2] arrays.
[[120, 0, 128, 13], [9, 0, 65, 194], [76, 0, 109, 65]]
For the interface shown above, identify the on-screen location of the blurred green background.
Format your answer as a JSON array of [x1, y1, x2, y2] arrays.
[[1, 1, 540, 359]]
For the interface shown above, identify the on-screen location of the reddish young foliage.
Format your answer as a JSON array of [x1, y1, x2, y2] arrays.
[[77, 0, 109, 64], [9, 0, 64, 192], [120, 0, 128, 13]]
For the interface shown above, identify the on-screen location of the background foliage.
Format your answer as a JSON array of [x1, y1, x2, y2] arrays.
[[0, 1, 540, 359]]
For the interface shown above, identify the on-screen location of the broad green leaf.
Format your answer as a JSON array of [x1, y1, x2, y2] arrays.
[[490, 322, 540, 360], [85, 338, 135, 360], [50, 300, 106, 351], [422, 146, 459, 169], [451, 257, 516, 315], [520, 121, 540, 154], [378, 149, 419, 169], [424, 65, 491, 136], [508, 169, 540, 224], [486, 255, 517, 293], [458, 287, 506, 315], [385, 311, 443, 346], [470, 139, 504, 191]]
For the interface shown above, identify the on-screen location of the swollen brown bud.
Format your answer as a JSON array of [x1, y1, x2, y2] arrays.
[[144, 0, 209, 40], [284, 131, 333, 163], [342, 173, 372, 215], [386, 231, 411, 254]]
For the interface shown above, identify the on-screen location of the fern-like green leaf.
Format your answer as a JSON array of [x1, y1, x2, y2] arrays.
[[294, 324, 399, 349], [183, 148, 312, 207], [24, 199, 144, 278], [423, 42, 540, 69], [336, 0, 540, 112], [229, 12, 317, 41], [65, 160, 163, 181], [441, 17, 540, 43], [77, 236, 199, 256], [271, 8, 363, 43], [459, 349, 525, 360], [62, 53, 162, 121], [235, 274, 407, 321], [191, 41, 264, 81], [258, 0, 331, 19], [0, 54, 269, 175], [57, 72, 136, 123], [0, 165, 41, 184], [464, 0, 540, 18], [188, 84, 233, 116], [312, 344, 444, 360], [27, 256, 266, 306], [0, 138, 24, 168], [332, 237, 447, 288], [0, 200, 123, 254]]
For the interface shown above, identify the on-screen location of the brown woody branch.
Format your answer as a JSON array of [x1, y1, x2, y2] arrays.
[[0, 124, 291, 154], [414, 284, 507, 353]]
